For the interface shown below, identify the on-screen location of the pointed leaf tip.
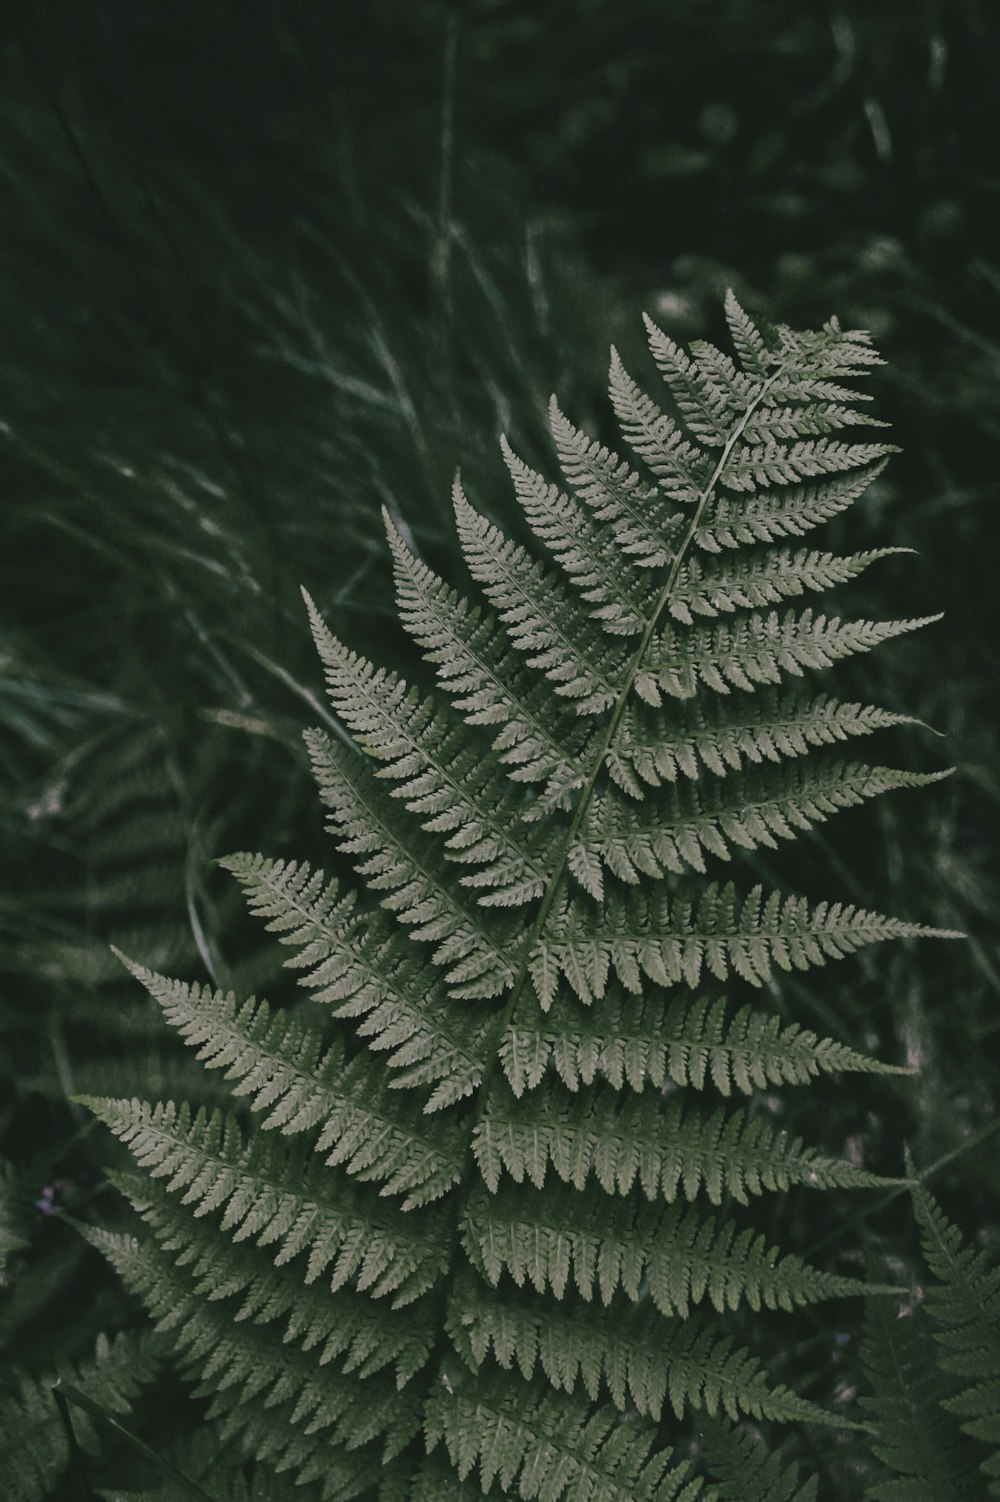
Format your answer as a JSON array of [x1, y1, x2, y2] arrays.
[[301, 588, 325, 635], [110, 946, 147, 983], [70, 1093, 102, 1113]]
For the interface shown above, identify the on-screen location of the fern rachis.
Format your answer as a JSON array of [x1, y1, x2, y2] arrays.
[[81, 295, 959, 1500]]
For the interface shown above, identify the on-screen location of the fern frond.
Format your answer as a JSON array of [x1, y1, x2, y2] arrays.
[[108, 1174, 437, 1384], [571, 763, 947, 893], [698, 1418, 819, 1501], [305, 594, 552, 906], [694, 464, 888, 552], [85, 296, 955, 1496], [532, 883, 957, 1004], [500, 992, 911, 1097], [85, 1228, 417, 1494], [667, 546, 907, 624], [82, 1098, 447, 1304], [425, 1369, 710, 1502], [548, 397, 680, 567], [473, 1078, 896, 1202], [499, 437, 654, 636], [453, 480, 627, 713], [609, 691, 915, 793], [609, 347, 710, 504], [722, 289, 773, 375], [220, 853, 489, 1107], [386, 517, 591, 808], [463, 1182, 885, 1318], [306, 730, 522, 996], [450, 1272, 840, 1427], [641, 608, 940, 705], [719, 437, 891, 493]]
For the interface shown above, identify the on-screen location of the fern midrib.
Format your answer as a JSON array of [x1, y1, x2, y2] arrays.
[[488, 357, 791, 1069], [419, 357, 791, 1399]]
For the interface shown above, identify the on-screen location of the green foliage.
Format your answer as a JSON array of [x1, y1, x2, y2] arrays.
[[698, 1419, 819, 1501], [0, 1330, 161, 1501], [861, 1280, 979, 1500], [78, 298, 959, 1496], [914, 1175, 1000, 1491], [861, 1170, 1000, 1497]]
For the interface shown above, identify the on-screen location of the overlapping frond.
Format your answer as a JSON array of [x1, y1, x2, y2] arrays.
[[83, 297, 955, 1496], [83, 1226, 416, 1499], [220, 853, 490, 1108], [105, 1175, 437, 1385], [911, 1173, 1000, 1494], [861, 1279, 980, 1501], [0, 1330, 161, 1502], [82, 1097, 447, 1305], [118, 960, 465, 1206], [698, 1418, 819, 1502]]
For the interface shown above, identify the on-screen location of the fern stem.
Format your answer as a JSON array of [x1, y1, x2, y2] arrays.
[[51, 1380, 215, 1502], [473, 349, 791, 1103], [421, 352, 792, 1393], [52, 1384, 96, 1502]]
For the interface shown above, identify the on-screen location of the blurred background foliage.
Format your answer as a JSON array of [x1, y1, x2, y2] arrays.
[[0, 1, 997, 1495]]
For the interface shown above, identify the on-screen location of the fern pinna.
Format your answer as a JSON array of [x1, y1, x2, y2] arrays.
[[82, 297, 956, 1499]]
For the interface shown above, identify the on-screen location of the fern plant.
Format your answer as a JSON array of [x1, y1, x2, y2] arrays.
[[861, 1165, 1000, 1498], [81, 296, 957, 1498]]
